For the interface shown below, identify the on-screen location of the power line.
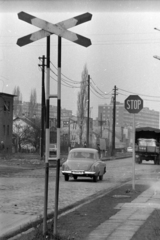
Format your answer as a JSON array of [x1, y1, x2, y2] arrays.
[[118, 91, 160, 103], [50, 61, 81, 84], [118, 87, 160, 98], [90, 88, 109, 99]]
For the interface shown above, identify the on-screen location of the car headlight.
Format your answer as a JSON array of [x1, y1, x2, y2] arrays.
[[62, 164, 70, 171], [88, 164, 96, 172]]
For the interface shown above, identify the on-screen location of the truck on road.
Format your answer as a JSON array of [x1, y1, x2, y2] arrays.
[[135, 127, 160, 165]]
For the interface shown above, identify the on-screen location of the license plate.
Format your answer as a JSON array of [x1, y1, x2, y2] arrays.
[[72, 171, 84, 174]]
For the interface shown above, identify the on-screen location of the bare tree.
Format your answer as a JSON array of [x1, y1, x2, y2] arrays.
[[13, 86, 22, 117], [13, 121, 31, 152], [29, 89, 37, 118], [77, 64, 88, 146]]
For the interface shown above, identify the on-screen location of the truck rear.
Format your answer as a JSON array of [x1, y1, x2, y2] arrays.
[[135, 127, 160, 165]]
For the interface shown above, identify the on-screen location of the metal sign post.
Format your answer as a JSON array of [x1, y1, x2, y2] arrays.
[[124, 95, 143, 191], [132, 114, 135, 190]]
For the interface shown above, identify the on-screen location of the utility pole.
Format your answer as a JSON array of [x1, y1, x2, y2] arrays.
[[111, 85, 118, 156], [68, 118, 70, 151], [38, 55, 46, 160], [87, 74, 90, 147], [101, 113, 103, 137], [43, 36, 50, 237]]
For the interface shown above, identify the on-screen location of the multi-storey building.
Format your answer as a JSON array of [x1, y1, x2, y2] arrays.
[[14, 101, 72, 119], [98, 100, 159, 129], [98, 100, 160, 148]]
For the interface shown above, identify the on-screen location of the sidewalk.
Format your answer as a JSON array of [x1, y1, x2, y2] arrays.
[[85, 180, 160, 240]]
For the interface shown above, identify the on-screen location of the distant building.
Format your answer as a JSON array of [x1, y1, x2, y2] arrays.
[[98, 100, 160, 148], [59, 116, 93, 147], [98, 100, 159, 129], [0, 93, 14, 152], [13, 101, 72, 119]]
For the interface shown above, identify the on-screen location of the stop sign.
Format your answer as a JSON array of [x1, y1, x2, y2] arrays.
[[125, 95, 143, 114]]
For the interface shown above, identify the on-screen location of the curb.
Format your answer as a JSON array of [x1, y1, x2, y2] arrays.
[[101, 154, 132, 161], [1, 181, 131, 240]]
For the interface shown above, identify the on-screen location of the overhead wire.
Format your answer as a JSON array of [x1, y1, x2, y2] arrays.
[[40, 64, 160, 104], [50, 61, 81, 84], [90, 83, 111, 99], [118, 87, 160, 98], [40, 61, 115, 99], [118, 88, 160, 103], [50, 62, 113, 96], [39, 64, 79, 88]]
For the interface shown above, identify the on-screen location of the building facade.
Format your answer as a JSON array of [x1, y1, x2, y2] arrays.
[[98, 100, 160, 148], [0, 93, 14, 152], [13, 101, 72, 119], [98, 101, 159, 129]]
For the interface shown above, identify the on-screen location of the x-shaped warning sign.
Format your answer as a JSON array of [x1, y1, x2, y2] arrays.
[[17, 11, 92, 47]]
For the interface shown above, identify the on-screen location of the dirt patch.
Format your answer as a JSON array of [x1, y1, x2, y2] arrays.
[[0, 154, 67, 171], [9, 183, 153, 240]]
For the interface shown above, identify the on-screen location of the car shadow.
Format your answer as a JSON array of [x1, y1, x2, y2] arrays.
[[69, 178, 103, 183]]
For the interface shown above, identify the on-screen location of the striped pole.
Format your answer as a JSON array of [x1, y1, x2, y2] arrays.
[[43, 36, 50, 236], [54, 36, 61, 235], [41, 55, 45, 159], [87, 74, 90, 147]]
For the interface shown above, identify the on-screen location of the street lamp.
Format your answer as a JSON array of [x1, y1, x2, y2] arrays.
[[154, 27, 160, 31], [154, 28, 160, 60], [153, 55, 160, 60]]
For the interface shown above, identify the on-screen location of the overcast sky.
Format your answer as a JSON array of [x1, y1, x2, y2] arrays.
[[1, 0, 160, 119]]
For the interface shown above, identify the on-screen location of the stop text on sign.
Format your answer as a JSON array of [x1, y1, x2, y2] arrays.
[[126, 99, 142, 110], [124, 95, 143, 114]]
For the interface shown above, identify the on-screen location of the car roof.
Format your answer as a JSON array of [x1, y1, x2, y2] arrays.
[[69, 148, 98, 153]]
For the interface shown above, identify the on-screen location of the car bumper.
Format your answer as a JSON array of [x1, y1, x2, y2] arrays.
[[62, 170, 96, 176]]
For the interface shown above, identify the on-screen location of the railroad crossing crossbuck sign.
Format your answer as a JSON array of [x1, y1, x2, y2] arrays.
[[125, 95, 143, 114], [17, 11, 92, 47]]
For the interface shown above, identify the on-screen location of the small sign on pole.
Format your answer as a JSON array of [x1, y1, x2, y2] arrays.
[[125, 95, 143, 190]]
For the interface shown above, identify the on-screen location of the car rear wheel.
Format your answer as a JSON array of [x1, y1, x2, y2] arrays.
[[73, 176, 78, 180], [64, 175, 69, 181], [99, 175, 103, 181], [93, 175, 98, 182], [138, 157, 142, 164]]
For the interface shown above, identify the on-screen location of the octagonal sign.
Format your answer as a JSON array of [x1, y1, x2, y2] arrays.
[[125, 95, 143, 114]]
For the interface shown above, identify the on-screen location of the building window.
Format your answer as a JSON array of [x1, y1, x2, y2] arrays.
[[4, 101, 7, 111], [8, 102, 10, 111]]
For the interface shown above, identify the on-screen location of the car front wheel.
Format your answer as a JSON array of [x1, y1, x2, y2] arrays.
[[99, 175, 103, 181], [64, 175, 69, 181], [93, 175, 98, 182]]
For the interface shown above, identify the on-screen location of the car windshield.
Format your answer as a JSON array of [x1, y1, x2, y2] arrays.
[[68, 151, 97, 160]]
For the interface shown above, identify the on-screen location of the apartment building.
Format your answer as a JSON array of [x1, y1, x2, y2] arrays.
[[98, 101, 159, 129], [14, 101, 72, 119]]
